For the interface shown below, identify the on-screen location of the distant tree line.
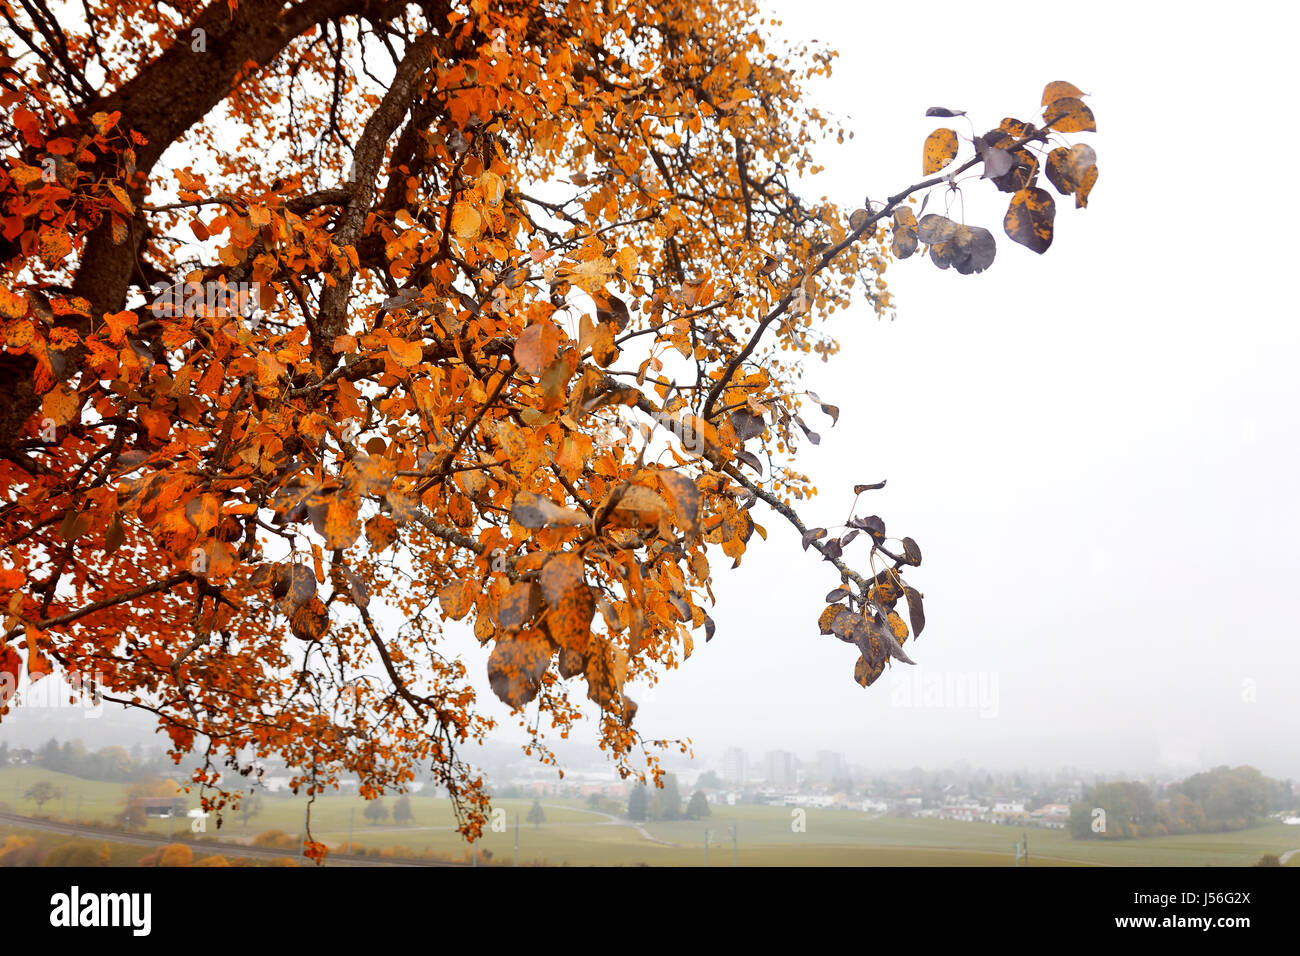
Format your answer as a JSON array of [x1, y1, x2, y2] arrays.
[[626, 776, 711, 822], [0, 738, 174, 782], [1069, 766, 1293, 840]]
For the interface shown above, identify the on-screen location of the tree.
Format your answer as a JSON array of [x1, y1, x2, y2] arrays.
[[23, 780, 61, 810], [393, 794, 413, 825], [696, 771, 722, 790], [362, 798, 388, 824], [627, 784, 649, 823], [685, 790, 710, 819], [0, 0, 1099, 860], [239, 790, 263, 827], [527, 798, 545, 829], [43, 840, 110, 866], [158, 843, 193, 867], [0, 835, 40, 867], [657, 773, 682, 821]]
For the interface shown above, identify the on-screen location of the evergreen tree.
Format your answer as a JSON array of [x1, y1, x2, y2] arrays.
[[527, 798, 546, 829], [627, 784, 649, 822]]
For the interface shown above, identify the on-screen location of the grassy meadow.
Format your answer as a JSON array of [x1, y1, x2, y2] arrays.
[[2, 766, 1296, 866]]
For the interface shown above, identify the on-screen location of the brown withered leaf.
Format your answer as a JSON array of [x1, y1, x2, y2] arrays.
[[658, 471, 701, 536], [540, 553, 594, 652], [976, 131, 1038, 193], [729, 408, 765, 441], [916, 214, 960, 245], [929, 223, 996, 275], [290, 597, 329, 641], [487, 633, 552, 708], [854, 653, 886, 688], [584, 638, 629, 708], [511, 491, 587, 529], [591, 290, 631, 331], [557, 646, 586, 679], [608, 485, 669, 529], [903, 585, 926, 639], [735, 449, 763, 474], [438, 578, 475, 620], [1004, 187, 1056, 254], [540, 552, 584, 606], [497, 580, 542, 632], [274, 563, 316, 614], [1044, 144, 1097, 197], [892, 207, 918, 259]]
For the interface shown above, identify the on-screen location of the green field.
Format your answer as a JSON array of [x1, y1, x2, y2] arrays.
[[2, 767, 1296, 866]]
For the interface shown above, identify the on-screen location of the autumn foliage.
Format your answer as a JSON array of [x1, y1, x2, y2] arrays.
[[0, 0, 1096, 855]]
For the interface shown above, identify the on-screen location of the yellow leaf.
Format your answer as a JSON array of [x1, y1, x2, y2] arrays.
[[922, 128, 959, 175], [451, 202, 482, 239]]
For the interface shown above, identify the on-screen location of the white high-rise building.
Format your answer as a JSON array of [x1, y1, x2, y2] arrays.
[[723, 747, 748, 786]]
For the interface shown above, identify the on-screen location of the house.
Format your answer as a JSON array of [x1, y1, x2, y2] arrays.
[[1030, 803, 1071, 829], [939, 800, 987, 822], [137, 797, 185, 819], [990, 801, 1027, 823]]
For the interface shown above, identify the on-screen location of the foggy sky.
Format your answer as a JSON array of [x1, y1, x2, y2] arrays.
[[488, 0, 1300, 778]]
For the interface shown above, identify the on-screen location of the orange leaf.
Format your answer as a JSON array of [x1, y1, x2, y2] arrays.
[[387, 337, 423, 369], [41, 383, 79, 427], [438, 578, 476, 620], [513, 320, 560, 376], [451, 202, 481, 239]]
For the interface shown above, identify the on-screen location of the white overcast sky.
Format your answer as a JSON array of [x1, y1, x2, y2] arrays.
[[488, 0, 1300, 780], [14, 0, 1296, 783]]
